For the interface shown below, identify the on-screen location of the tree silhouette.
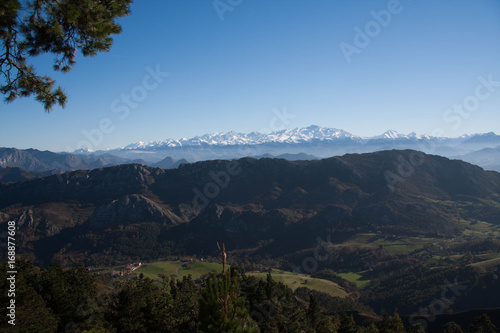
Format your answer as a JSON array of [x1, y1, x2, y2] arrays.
[[198, 243, 258, 332], [443, 321, 463, 333], [1, 0, 132, 111], [467, 314, 497, 333]]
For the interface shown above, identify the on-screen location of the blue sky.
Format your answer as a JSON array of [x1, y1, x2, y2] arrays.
[[2, 0, 500, 151]]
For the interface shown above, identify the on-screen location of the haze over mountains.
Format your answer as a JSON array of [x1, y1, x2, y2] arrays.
[[1, 126, 500, 180], [103, 125, 500, 164]]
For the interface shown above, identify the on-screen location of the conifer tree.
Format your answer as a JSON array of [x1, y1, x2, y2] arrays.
[[407, 323, 425, 333], [1, 0, 132, 110], [467, 314, 497, 333], [0, 259, 58, 332], [35, 262, 100, 331], [106, 278, 174, 332], [198, 243, 259, 332], [365, 322, 379, 333], [337, 312, 358, 333], [170, 275, 199, 332], [306, 294, 321, 328], [378, 311, 405, 333], [241, 272, 305, 332], [443, 321, 463, 333], [198, 269, 259, 333]]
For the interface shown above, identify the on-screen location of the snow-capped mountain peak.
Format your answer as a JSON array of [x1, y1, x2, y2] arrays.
[[119, 125, 363, 150], [114, 126, 499, 155], [74, 148, 95, 154], [375, 130, 405, 139], [67, 126, 500, 165]]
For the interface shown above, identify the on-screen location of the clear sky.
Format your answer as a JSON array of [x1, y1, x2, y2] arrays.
[[2, 0, 500, 152]]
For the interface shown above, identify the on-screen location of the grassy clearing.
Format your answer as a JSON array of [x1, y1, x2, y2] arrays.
[[340, 233, 440, 255], [135, 261, 224, 280], [460, 220, 500, 238], [135, 261, 348, 298], [479, 195, 500, 209], [475, 253, 500, 261], [472, 257, 500, 269], [337, 271, 371, 288], [249, 269, 348, 298]]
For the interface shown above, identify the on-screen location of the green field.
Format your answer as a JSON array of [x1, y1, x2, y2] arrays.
[[134, 260, 348, 298], [249, 269, 348, 298], [340, 233, 440, 255], [135, 261, 224, 280], [475, 253, 500, 261], [460, 219, 500, 238], [472, 256, 500, 269], [337, 271, 371, 288]]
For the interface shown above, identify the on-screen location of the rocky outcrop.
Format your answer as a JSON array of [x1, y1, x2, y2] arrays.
[[88, 194, 180, 228]]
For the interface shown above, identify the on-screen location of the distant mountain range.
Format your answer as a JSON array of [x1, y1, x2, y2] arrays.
[[119, 126, 360, 149], [88, 125, 500, 168], [0, 147, 188, 176], [111, 125, 499, 152], [1, 126, 500, 180], [453, 145, 500, 172]]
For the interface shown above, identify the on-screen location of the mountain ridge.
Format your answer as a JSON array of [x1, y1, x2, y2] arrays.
[[117, 125, 490, 151], [95, 125, 500, 164], [1, 149, 499, 266], [2, 126, 500, 175]]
